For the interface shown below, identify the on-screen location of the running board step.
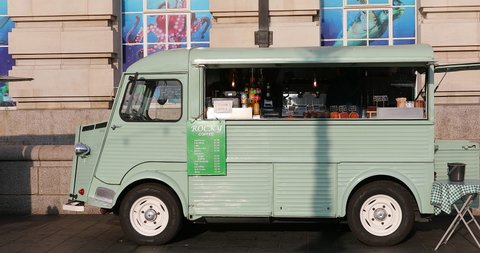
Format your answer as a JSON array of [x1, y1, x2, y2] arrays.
[[63, 201, 85, 212]]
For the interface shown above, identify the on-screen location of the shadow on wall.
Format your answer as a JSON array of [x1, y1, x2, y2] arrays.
[[0, 134, 75, 146], [47, 206, 59, 215], [0, 145, 34, 215], [0, 109, 110, 214], [0, 135, 75, 215]]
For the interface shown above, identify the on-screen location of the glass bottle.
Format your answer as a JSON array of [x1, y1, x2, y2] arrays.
[[253, 96, 260, 115]]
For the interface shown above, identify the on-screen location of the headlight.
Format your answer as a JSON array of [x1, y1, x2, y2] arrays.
[[74, 143, 90, 157]]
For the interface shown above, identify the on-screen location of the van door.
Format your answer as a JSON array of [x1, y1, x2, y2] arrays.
[[95, 74, 188, 185]]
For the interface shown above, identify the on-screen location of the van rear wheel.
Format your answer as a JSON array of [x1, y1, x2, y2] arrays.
[[119, 183, 182, 245], [347, 181, 414, 246]]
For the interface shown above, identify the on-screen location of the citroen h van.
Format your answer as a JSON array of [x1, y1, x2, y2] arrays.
[[64, 45, 480, 246]]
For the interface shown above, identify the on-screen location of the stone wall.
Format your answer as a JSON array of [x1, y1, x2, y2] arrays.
[[0, 145, 99, 214], [210, 0, 319, 47], [0, 109, 109, 214], [0, 109, 110, 145], [419, 0, 480, 105], [435, 104, 480, 143]]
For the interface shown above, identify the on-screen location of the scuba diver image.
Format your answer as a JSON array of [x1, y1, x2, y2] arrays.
[[334, 0, 406, 46]]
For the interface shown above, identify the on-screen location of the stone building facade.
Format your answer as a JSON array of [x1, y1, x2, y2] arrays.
[[7, 0, 119, 109], [0, 0, 479, 214], [418, 0, 480, 141]]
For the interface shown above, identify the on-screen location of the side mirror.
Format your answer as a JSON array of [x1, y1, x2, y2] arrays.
[[157, 98, 167, 105], [157, 81, 168, 105]]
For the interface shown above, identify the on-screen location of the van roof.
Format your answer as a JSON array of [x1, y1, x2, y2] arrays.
[[126, 49, 191, 74], [125, 44, 434, 73]]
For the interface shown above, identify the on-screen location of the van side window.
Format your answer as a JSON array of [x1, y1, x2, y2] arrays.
[[120, 79, 182, 122], [204, 67, 427, 120]]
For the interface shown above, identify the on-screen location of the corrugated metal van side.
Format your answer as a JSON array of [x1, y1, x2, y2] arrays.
[[226, 122, 434, 163], [96, 123, 187, 184], [189, 163, 273, 216]]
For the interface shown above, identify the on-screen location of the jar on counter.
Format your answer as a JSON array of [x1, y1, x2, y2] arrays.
[[414, 100, 425, 108], [396, 97, 406, 108]]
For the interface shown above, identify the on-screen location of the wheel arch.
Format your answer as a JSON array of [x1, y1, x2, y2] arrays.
[[339, 173, 420, 218], [113, 169, 188, 218]]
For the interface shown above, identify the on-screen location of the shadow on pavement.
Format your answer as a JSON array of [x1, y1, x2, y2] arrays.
[[0, 214, 479, 253]]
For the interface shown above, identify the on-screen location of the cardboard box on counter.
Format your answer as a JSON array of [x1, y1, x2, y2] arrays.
[[377, 107, 424, 119], [207, 107, 252, 119]]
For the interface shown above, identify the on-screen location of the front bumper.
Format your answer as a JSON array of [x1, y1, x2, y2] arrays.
[[62, 201, 85, 212]]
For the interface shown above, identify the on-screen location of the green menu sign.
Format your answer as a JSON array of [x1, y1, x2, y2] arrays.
[[187, 120, 226, 176]]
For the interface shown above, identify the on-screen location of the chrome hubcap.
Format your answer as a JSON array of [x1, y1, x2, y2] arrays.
[[374, 208, 387, 221], [144, 209, 158, 221]]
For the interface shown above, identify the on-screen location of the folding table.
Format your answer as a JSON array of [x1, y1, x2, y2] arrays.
[[431, 179, 480, 251]]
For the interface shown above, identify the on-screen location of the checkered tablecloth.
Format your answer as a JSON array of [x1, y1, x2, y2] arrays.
[[431, 180, 480, 215]]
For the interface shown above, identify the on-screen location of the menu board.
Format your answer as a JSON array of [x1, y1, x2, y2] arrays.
[[187, 120, 226, 176]]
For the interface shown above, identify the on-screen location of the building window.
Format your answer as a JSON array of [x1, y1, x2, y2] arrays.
[[121, 0, 212, 71], [321, 0, 416, 46], [0, 0, 15, 105]]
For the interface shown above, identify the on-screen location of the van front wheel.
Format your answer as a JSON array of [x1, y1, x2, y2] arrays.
[[119, 183, 182, 245], [347, 181, 414, 246]]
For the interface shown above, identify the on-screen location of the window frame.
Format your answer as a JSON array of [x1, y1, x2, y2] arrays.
[[121, 0, 212, 71], [119, 77, 183, 123], [320, 0, 417, 46], [143, 12, 190, 55], [202, 65, 429, 121]]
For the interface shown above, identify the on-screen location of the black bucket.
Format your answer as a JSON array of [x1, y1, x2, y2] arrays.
[[447, 163, 465, 182]]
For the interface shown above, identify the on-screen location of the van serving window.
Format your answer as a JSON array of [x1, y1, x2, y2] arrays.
[[204, 66, 427, 120], [120, 79, 182, 122]]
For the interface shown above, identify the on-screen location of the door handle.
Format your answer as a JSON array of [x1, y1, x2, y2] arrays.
[[111, 124, 122, 130], [462, 145, 476, 150]]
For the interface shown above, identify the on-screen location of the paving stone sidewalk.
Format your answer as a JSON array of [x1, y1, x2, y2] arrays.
[[0, 215, 479, 253]]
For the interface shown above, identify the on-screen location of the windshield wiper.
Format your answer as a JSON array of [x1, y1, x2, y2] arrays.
[[128, 72, 139, 95]]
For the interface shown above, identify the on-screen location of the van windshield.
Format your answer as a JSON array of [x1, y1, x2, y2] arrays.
[[120, 78, 182, 122]]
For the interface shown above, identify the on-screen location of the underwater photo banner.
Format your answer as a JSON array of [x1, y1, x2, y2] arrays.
[[0, 0, 15, 106], [321, 0, 416, 46], [121, 0, 212, 71]]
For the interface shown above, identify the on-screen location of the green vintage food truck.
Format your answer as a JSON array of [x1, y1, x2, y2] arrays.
[[64, 44, 480, 246]]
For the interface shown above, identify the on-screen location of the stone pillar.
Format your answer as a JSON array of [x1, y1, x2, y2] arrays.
[[7, 0, 120, 109], [419, 1, 480, 142], [209, 0, 320, 48], [419, 0, 480, 105]]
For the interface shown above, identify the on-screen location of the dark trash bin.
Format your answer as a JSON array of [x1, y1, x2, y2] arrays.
[[447, 163, 466, 182]]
